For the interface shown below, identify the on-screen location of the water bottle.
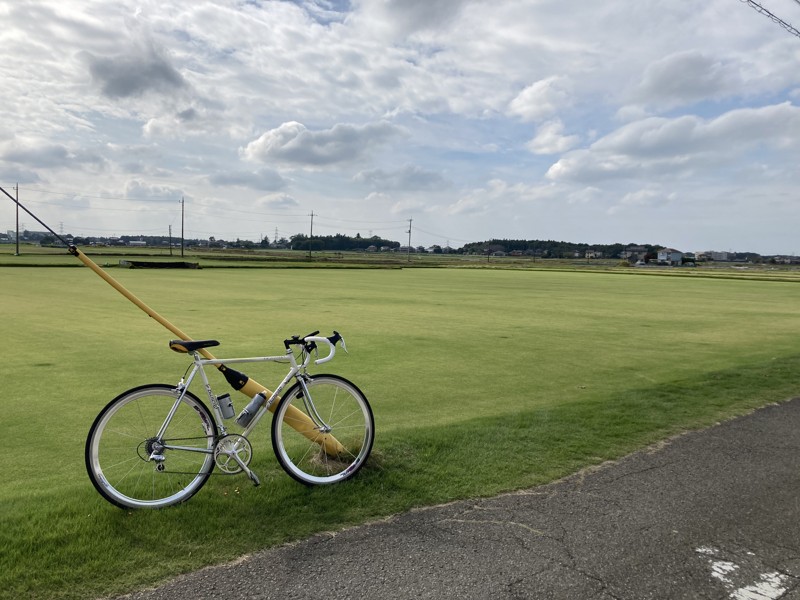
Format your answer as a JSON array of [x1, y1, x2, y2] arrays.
[[236, 390, 267, 427], [217, 393, 235, 420]]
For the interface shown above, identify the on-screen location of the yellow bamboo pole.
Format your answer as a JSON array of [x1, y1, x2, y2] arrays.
[[69, 246, 344, 455]]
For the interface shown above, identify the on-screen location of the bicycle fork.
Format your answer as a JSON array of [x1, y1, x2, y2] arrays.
[[297, 375, 332, 433]]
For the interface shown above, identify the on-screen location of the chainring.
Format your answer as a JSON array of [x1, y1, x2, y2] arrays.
[[213, 434, 253, 474]]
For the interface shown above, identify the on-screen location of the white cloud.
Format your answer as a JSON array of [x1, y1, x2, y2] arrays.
[[633, 50, 738, 108], [124, 179, 184, 203], [242, 121, 404, 168], [258, 193, 299, 210], [508, 77, 572, 123], [0, 137, 106, 171], [547, 103, 800, 183], [526, 120, 580, 155], [349, 0, 472, 39]]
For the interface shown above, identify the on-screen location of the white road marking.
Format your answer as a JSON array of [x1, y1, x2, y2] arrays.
[[731, 572, 788, 600], [695, 547, 788, 600]]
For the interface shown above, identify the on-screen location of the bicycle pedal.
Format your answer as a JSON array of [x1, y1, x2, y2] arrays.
[[248, 471, 261, 487]]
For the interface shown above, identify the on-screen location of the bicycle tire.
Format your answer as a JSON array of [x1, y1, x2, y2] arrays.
[[85, 384, 218, 509], [271, 374, 374, 486]]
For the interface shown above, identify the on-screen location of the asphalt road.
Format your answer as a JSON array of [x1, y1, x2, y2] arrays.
[[116, 398, 800, 600]]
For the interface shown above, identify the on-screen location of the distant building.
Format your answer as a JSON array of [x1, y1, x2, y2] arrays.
[[621, 246, 648, 261], [657, 248, 683, 265], [708, 251, 729, 261]]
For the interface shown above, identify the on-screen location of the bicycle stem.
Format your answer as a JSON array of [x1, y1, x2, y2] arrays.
[[68, 245, 345, 456]]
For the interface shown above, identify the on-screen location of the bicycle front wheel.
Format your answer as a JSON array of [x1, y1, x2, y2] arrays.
[[85, 384, 218, 509], [272, 375, 374, 485]]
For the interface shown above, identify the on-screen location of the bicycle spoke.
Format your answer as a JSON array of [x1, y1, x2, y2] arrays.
[[272, 375, 373, 485], [86, 385, 217, 509]]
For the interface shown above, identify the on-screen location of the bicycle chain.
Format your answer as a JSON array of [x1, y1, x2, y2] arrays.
[[139, 435, 250, 475]]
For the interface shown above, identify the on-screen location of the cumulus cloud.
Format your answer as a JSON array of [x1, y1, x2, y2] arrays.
[[0, 165, 42, 185], [0, 138, 106, 170], [84, 37, 187, 99], [349, 0, 470, 38], [547, 102, 800, 183], [508, 76, 572, 123], [124, 179, 184, 203], [633, 50, 738, 108], [242, 121, 403, 167], [258, 193, 299, 209], [525, 120, 580, 155]]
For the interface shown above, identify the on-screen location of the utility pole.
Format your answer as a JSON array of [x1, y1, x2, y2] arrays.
[[0, 183, 23, 254], [406, 218, 412, 262], [14, 183, 19, 256], [180, 197, 185, 258], [168, 225, 173, 256], [308, 211, 315, 259]]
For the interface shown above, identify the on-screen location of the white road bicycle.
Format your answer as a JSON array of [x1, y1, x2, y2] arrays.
[[85, 331, 374, 509]]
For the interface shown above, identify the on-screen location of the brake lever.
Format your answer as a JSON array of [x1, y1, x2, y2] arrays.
[[335, 331, 348, 354]]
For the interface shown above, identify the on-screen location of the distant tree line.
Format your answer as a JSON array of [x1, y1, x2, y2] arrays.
[[459, 239, 660, 259], [289, 233, 401, 252], [22, 230, 773, 261], [38, 234, 283, 249]]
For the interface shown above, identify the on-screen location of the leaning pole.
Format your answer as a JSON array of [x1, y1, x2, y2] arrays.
[[68, 245, 345, 455], [0, 186, 341, 452]]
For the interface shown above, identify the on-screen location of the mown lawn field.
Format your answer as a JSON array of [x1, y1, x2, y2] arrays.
[[2, 261, 800, 599]]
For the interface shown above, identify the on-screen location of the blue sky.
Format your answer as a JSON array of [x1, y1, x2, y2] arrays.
[[1, 0, 799, 253]]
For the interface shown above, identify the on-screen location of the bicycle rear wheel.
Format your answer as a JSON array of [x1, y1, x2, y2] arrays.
[[272, 374, 374, 485], [85, 384, 217, 509]]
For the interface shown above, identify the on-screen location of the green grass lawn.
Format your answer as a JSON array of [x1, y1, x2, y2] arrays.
[[2, 261, 800, 599]]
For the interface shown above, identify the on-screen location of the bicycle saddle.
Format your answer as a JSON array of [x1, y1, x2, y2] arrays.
[[169, 339, 220, 353]]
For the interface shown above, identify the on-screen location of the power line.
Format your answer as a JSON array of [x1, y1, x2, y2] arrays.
[[9, 185, 414, 228], [413, 224, 475, 245], [4, 184, 456, 244], [739, 0, 800, 39]]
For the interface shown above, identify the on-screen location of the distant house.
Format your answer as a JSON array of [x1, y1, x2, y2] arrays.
[[622, 246, 647, 262], [657, 248, 683, 265], [708, 251, 729, 262]]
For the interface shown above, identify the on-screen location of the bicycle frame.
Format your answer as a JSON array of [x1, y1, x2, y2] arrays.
[[155, 333, 347, 464], [176, 347, 317, 439], [146, 347, 317, 484]]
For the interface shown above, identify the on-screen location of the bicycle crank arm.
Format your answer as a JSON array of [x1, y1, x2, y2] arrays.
[[228, 453, 260, 487]]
